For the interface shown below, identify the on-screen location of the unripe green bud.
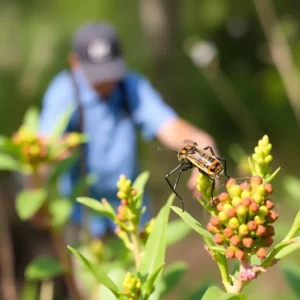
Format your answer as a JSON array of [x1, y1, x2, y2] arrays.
[[238, 224, 249, 236], [256, 247, 268, 259], [254, 215, 265, 225], [228, 185, 242, 198], [261, 135, 269, 146], [228, 217, 240, 229], [232, 196, 242, 207], [218, 211, 229, 222], [223, 227, 234, 238], [242, 237, 254, 248], [117, 191, 127, 200], [252, 194, 263, 204], [213, 233, 225, 245], [265, 155, 273, 163], [223, 203, 233, 212], [235, 249, 245, 260], [259, 205, 268, 217], [256, 184, 266, 196], [241, 190, 252, 199], [236, 205, 248, 217], [230, 235, 241, 246], [254, 146, 263, 156], [256, 224, 266, 236]]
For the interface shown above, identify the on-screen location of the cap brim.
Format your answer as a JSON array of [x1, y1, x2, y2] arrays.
[[80, 58, 127, 84]]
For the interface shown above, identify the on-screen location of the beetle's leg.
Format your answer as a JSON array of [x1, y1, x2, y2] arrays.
[[165, 162, 187, 210], [203, 146, 216, 156], [210, 178, 216, 206], [216, 157, 230, 178]]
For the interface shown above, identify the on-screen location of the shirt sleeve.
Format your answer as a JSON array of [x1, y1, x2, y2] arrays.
[[128, 74, 178, 140], [39, 71, 77, 134]]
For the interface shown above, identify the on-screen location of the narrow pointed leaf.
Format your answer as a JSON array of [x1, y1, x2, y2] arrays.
[[77, 197, 116, 219], [144, 264, 165, 296], [16, 189, 47, 220], [139, 195, 174, 278], [23, 107, 39, 133], [25, 256, 63, 280], [171, 206, 213, 245], [275, 241, 300, 259], [282, 211, 300, 241], [68, 246, 120, 296], [133, 171, 150, 193]]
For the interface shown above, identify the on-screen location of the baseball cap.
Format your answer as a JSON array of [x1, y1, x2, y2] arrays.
[[72, 22, 127, 85]]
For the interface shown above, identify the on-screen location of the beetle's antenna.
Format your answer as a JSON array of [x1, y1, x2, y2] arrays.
[[149, 147, 177, 153]]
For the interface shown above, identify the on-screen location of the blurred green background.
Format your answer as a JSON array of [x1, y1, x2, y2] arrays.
[[1, 0, 300, 299]]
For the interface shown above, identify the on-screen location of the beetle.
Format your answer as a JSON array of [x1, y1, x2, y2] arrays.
[[165, 141, 230, 211]]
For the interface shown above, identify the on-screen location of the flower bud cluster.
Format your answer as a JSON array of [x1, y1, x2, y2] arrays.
[[206, 176, 278, 260], [123, 272, 142, 299], [12, 126, 48, 167], [251, 135, 272, 178], [89, 238, 104, 261], [196, 173, 216, 201], [139, 218, 155, 242]]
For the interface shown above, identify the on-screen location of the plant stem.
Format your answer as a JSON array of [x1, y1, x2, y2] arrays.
[[130, 231, 142, 269], [31, 171, 82, 300]]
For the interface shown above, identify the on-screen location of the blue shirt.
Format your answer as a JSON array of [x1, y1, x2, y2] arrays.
[[39, 68, 177, 236]]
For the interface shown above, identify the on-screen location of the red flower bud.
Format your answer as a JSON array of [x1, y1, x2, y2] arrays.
[[206, 222, 219, 234], [121, 199, 129, 205], [223, 227, 234, 238], [262, 236, 274, 247], [249, 202, 259, 213], [242, 237, 254, 248], [225, 247, 236, 259], [235, 249, 245, 260], [226, 178, 237, 189], [241, 198, 252, 207], [256, 247, 268, 259], [213, 233, 225, 245], [264, 225, 275, 236], [264, 199, 274, 210], [210, 216, 220, 227], [267, 210, 278, 223], [216, 202, 224, 212], [264, 184, 273, 195], [247, 221, 257, 231], [256, 225, 266, 236], [226, 208, 237, 218], [230, 235, 241, 246]]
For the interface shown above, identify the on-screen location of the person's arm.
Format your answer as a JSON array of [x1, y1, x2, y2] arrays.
[[156, 117, 219, 197]]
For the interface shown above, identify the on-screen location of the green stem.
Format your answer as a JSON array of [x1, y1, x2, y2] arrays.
[[130, 231, 142, 269]]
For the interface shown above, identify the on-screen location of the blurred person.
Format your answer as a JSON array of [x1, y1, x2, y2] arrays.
[[39, 22, 218, 237]]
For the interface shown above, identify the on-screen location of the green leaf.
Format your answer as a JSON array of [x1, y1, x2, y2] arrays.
[[16, 189, 47, 221], [77, 197, 116, 219], [23, 107, 39, 133], [0, 152, 21, 171], [144, 264, 165, 296], [49, 199, 72, 228], [25, 256, 63, 281], [166, 218, 192, 246], [282, 175, 300, 204], [67, 246, 120, 296], [282, 210, 300, 241], [264, 167, 281, 183], [188, 281, 213, 300], [171, 206, 213, 245], [49, 106, 75, 144], [132, 171, 150, 209], [202, 286, 246, 300], [20, 281, 38, 300], [161, 262, 187, 297], [275, 241, 300, 259], [139, 194, 174, 279], [282, 264, 300, 297]]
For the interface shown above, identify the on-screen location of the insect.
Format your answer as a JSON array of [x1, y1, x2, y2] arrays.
[[165, 141, 230, 211]]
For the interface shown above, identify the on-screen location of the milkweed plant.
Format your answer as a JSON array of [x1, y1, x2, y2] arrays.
[[172, 135, 300, 299]]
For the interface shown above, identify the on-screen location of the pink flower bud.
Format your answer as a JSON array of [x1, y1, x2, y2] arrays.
[[216, 202, 224, 212], [264, 199, 274, 210], [225, 247, 236, 259], [224, 227, 234, 238], [226, 208, 237, 218], [121, 199, 129, 205], [247, 221, 257, 231], [267, 210, 279, 223], [241, 198, 252, 207], [249, 202, 259, 213], [256, 247, 268, 259], [242, 237, 254, 248], [256, 225, 266, 236], [264, 184, 273, 195], [230, 235, 241, 246], [235, 249, 245, 260], [218, 192, 230, 202], [213, 233, 225, 245], [210, 216, 220, 227], [206, 222, 219, 234], [226, 178, 236, 189], [240, 182, 251, 191], [250, 176, 263, 186]]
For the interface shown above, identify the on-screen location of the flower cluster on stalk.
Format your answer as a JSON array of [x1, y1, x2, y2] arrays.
[[122, 272, 142, 300]]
